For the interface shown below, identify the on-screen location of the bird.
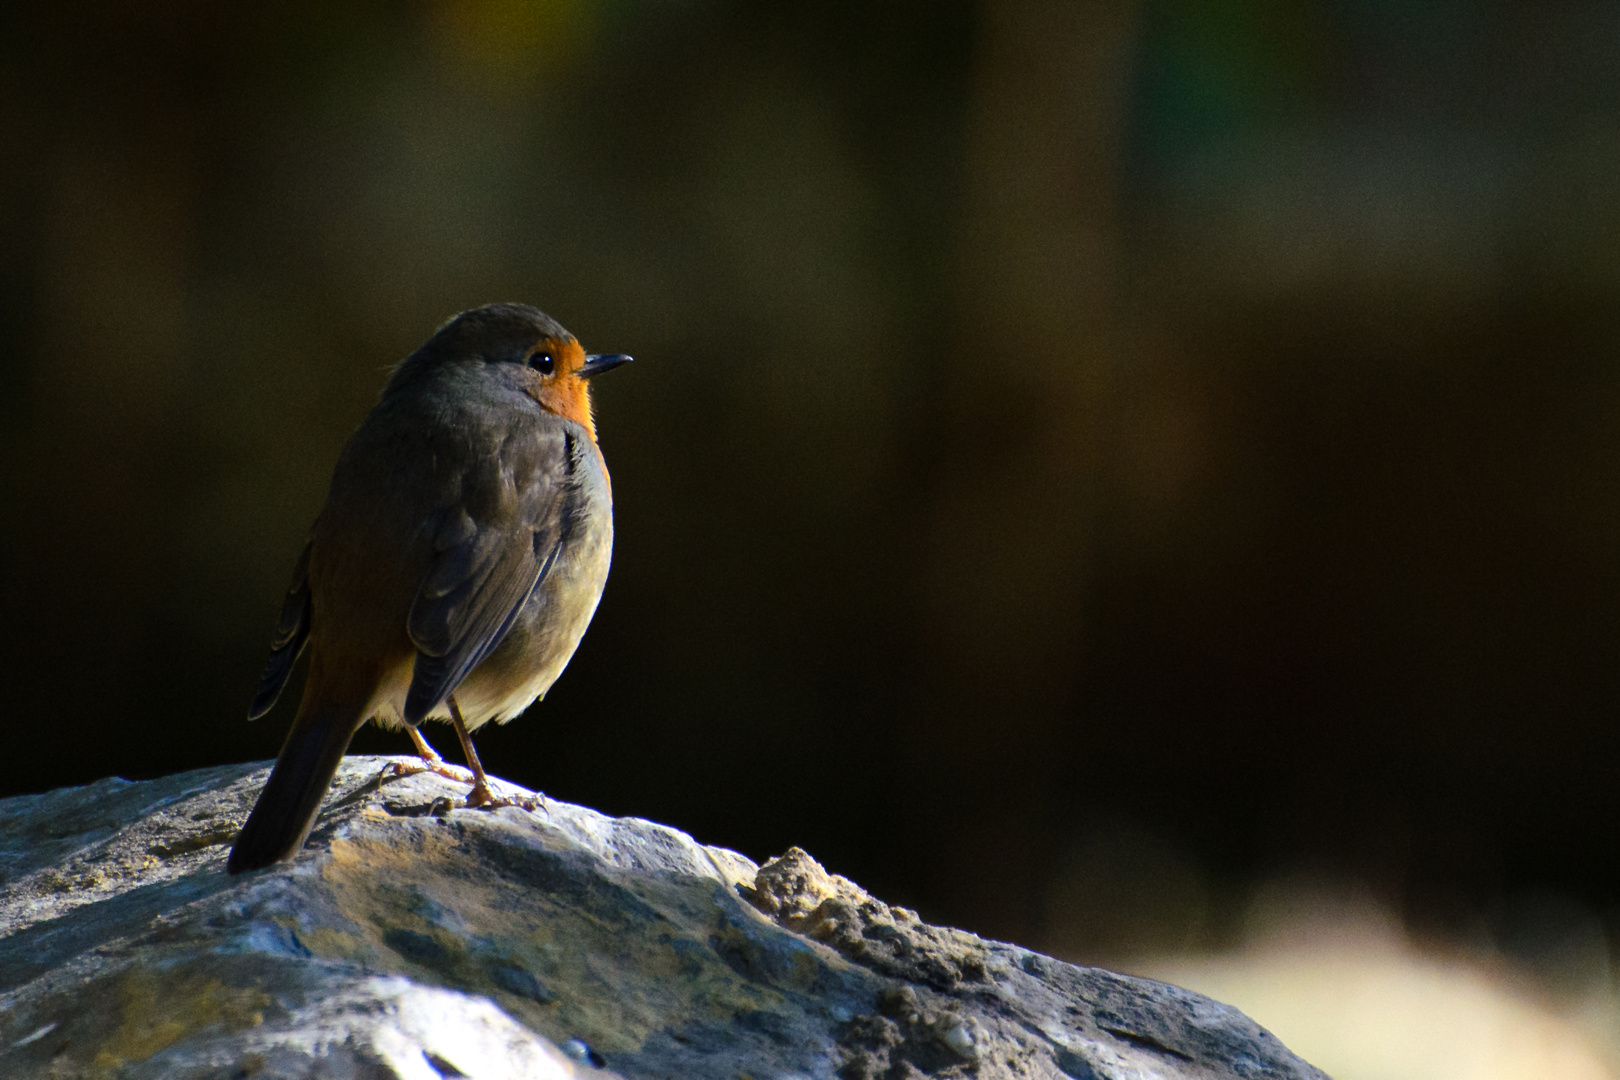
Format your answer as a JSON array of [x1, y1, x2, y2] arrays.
[[227, 303, 631, 874]]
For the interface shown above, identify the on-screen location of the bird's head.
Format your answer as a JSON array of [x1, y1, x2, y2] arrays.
[[393, 303, 632, 439], [517, 334, 634, 441]]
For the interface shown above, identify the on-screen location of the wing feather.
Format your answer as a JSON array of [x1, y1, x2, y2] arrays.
[[248, 537, 313, 720], [402, 425, 573, 725]]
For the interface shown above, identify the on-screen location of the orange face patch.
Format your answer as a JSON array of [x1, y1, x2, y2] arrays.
[[524, 337, 597, 439]]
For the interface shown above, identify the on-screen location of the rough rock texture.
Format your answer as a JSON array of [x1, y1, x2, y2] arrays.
[[0, 758, 1328, 1080]]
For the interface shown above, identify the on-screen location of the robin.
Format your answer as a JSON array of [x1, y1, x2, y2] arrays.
[[227, 304, 631, 874]]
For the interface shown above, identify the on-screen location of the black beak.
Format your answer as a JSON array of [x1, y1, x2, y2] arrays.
[[579, 353, 633, 380]]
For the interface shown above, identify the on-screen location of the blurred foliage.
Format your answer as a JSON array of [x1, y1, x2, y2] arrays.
[[4, 0, 1620, 967]]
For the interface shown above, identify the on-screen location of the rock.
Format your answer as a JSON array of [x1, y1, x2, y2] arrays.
[[0, 758, 1327, 1080]]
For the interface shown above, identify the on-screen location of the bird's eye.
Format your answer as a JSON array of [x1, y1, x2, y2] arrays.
[[529, 350, 555, 375]]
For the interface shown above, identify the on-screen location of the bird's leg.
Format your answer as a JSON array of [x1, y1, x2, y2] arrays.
[[379, 724, 474, 784], [448, 696, 497, 807], [409, 725, 477, 781], [448, 696, 541, 811]]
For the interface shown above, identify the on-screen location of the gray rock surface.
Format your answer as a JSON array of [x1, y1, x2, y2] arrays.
[[0, 758, 1328, 1080]]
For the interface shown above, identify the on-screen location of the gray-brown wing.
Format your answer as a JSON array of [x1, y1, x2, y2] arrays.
[[402, 425, 574, 725], [248, 536, 313, 720]]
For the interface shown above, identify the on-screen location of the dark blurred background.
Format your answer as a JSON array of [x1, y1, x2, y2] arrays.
[[5, 0, 1620, 985]]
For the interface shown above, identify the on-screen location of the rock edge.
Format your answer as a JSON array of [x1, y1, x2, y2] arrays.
[[0, 758, 1328, 1080]]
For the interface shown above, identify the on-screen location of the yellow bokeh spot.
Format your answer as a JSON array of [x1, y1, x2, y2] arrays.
[[428, 0, 595, 86]]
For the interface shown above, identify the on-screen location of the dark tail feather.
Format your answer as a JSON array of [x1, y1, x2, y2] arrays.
[[228, 705, 362, 874]]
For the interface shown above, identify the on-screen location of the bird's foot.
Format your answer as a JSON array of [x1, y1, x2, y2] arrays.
[[442, 696, 546, 814], [382, 757, 475, 785], [377, 726, 477, 786], [462, 780, 547, 814]]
